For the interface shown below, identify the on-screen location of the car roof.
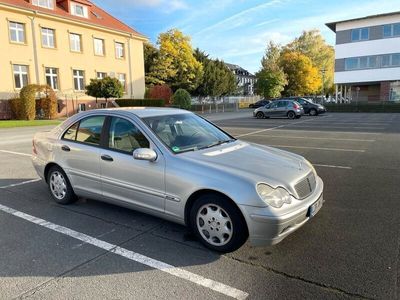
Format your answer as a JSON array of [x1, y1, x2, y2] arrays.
[[84, 107, 191, 118]]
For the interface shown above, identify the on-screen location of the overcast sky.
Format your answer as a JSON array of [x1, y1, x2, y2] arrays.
[[96, 0, 399, 73]]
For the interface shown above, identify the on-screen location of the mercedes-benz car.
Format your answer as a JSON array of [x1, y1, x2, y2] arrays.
[[32, 108, 324, 252]]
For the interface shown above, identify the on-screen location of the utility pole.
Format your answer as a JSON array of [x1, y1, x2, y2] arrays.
[[321, 68, 326, 104]]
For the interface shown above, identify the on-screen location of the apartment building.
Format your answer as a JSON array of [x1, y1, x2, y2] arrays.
[[326, 12, 400, 102], [0, 0, 146, 118], [225, 63, 256, 96]]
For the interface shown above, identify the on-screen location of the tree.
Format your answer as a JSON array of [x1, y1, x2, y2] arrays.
[[143, 42, 162, 85], [86, 77, 124, 107], [149, 29, 203, 91], [255, 42, 287, 98], [284, 30, 334, 94], [86, 79, 104, 108], [279, 51, 322, 96], [172, 88, 191, 109]]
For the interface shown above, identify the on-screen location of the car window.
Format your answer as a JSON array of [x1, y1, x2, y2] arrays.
[[269, 102, 278, 108], [62, 122, 78, 141], [76, 116, 106, 146], [108, 117, 149, 154], [277, 101, 287, 107]]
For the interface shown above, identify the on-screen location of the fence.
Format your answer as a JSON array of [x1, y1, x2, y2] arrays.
[[325, 102, 400, 113]]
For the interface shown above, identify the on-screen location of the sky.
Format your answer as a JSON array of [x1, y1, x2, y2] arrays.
[[96, 0, 399, 74]]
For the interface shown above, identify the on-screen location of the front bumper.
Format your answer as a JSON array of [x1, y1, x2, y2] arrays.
[[240, 176, 324, 246]]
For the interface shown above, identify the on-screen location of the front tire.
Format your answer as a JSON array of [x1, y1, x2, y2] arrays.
[[309, 108, 318, 116], [47, 166, 77, 205], [190, 194, 248, 252], [256, 112, 265, 119]]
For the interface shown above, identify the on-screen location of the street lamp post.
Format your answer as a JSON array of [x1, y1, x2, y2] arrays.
[[321, 68, 326, 104]]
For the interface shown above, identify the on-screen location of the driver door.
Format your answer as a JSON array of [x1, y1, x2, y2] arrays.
[[100, 116, 166, 213]]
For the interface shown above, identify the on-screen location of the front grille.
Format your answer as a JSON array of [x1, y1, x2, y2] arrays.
[[295, 172, 316, 199]]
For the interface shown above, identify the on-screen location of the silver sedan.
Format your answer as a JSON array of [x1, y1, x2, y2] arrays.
[[32, 108, 324, 252]]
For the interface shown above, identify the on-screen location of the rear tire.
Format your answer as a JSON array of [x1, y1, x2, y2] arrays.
[[309, 109, 318, 116], [287, 111, 296, 119], [190, 194, 248, 252], [256, 112, 265, 119], [47, 166, 77, 205]]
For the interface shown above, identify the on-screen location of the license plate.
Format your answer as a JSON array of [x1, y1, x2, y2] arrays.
[[308, 194, 323, 217]]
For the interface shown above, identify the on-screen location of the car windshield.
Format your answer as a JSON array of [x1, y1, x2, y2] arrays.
[[142, 113, 235, 154]]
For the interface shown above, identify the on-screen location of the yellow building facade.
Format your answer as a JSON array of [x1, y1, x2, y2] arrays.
[[0, 0, 146, 118]]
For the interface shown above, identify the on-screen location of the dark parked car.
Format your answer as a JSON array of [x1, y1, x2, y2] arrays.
[[253, 99, 304, 119], [290, 97, 326, 116], [249, 99, 271, 108]]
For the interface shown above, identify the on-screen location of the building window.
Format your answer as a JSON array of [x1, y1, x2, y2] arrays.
[[32, 0, 54, 9], [94, 38, 105, 56], [117, 73, 126, 91], [13, 65, 29, 89], [45, 67, 59, 90], [97, 72, 107, 79], [70, 33, 82, 52], [351, 28, 369, 41], [9, 22, 25, 43], [41, 28, 55, 48], [383, 23, 400, 38], [382, 54, 400, 67], [115, 42, 125, 59], [71, 2, 88, 18], [73, 70, 85, 91]]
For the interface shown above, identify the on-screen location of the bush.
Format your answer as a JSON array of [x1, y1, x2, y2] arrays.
[[115, 99, 165, 107], [40, 85, 58, 119], [9, 98, 22, 119], [172, 89, 191, 110], [148, 84, 173, 104], [19, 84, 38, 120]]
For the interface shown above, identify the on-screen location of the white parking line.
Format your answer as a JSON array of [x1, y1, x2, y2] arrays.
[[0, 150, 31, 157], [235, 118, 317, 138], [248, 135, 375, 142], [313, 164, 352, 170], [266, 144, 365, 152], [0, 178, 41, 189], [0, 203, 248, 300]]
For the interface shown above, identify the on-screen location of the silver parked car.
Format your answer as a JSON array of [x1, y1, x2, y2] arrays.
[[32, 108, 324, 252], [253, 99, 304, 119]]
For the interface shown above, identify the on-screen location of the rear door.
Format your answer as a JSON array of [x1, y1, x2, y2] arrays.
[[59, 115, 106, 198], [266, 101, 278, 117], [276, 100, 289, 117], [99, 116, 166, 213]]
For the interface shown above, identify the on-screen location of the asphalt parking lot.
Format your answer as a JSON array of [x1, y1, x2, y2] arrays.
[[0, 111, 399, 300]]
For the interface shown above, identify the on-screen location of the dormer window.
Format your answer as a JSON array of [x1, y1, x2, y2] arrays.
[[32, 0, 54, 9], [71, 2, 88, 18]]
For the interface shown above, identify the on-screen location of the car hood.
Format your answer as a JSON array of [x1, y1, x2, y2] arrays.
[[181, 141, 312, 194]]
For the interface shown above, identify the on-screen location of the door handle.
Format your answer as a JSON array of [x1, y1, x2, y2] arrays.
[[61, 145, 70, 152], [101, 154, 113, 162]]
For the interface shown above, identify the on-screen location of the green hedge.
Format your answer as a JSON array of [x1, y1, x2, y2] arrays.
[[115, 99, 165, 107], [325, 102, 400, 113]]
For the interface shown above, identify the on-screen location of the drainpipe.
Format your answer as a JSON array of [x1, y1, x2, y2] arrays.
[[127, 35, 134, 98], [28, 12, 40, 85]]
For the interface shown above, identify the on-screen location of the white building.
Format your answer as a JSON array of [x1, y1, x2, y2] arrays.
[[326, 12, 400, 102], [225, 63, 256, 96]]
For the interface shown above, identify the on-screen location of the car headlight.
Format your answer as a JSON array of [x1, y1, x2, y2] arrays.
[[256, 184, 292, 208]]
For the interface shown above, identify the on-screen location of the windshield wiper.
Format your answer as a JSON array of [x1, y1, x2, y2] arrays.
[[199, 139, 235, 150]]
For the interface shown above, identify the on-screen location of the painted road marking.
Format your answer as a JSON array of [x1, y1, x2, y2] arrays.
[[235, 118, 317, 138], [266, 144, 365, 152], [0, 204, 248, 300], [0, 178, 41, 189], [313, 164, 352, 170], [0, 150, 31, 157], [247, 135, 375, 142]]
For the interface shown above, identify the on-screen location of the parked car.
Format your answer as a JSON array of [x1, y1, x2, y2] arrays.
[[290, 97, 327, 116], [253, 99, 304, 119], [249, 99, 271, 108], [32, 108, 323, 252]]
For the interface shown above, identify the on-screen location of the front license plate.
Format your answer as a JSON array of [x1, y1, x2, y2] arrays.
[[308, 194, 323, 217]]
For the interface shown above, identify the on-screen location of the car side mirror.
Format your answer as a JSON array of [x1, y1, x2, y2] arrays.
[[133, 148, 157, 162]]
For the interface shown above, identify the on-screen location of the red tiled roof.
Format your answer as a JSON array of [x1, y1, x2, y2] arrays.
[[0, 0, 145, 38]]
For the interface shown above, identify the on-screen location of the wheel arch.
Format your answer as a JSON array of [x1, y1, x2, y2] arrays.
[[44, 162, 63, 183], [184, 189, 249, 235]]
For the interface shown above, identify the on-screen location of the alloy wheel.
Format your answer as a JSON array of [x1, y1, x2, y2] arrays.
[[49, 171, 67, 200]]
